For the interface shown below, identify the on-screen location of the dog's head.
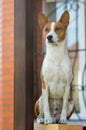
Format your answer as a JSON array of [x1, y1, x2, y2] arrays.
[[38, 11, 70, 46]]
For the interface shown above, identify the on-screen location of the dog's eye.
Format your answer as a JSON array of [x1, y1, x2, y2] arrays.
[[45, 28, 49, 32], [55, 27, 61, 32]]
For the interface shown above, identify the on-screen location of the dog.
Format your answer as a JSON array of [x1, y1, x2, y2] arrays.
[[35, 11, 74, 124]]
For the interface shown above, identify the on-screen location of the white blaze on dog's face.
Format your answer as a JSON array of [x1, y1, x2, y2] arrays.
[[38, 11, 69, 45], [45, 22, 58, 44]]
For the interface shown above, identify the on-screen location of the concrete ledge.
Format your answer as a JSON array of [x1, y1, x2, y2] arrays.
[[34, 123, 83, 130]]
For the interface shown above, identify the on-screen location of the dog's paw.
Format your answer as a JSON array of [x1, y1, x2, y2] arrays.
[[58, 117, 67, 124], [44, 117, 52, 124], [36, 117, 44, 124], [44, 117, 52, 125]]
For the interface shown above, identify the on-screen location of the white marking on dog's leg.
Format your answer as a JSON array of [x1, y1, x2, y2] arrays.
[[42, 88, 52, 124], [59, 85, 70, 124]]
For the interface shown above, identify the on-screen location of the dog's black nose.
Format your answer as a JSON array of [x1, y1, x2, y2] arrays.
[[47, 35, 53, 41]]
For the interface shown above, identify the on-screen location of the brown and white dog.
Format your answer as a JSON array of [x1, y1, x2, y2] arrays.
[[35, 11, 74, 124]]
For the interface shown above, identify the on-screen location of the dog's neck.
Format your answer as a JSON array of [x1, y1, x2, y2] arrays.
[[46, 39, 67, 62]]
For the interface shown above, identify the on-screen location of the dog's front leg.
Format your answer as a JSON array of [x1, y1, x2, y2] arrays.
[[59, 85, 70, 124], [42, 88, 52, 124]]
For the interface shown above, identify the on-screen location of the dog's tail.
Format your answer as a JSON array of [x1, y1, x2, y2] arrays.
[[34, 100, 39, 117]]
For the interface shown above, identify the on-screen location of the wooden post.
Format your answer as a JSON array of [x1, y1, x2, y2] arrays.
[[34, 123, 83, 130], [14, 0, 36, 130]]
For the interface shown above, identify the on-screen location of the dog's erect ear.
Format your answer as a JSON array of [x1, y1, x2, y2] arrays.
[[38, 13, 49, 29], [59, 11, 70, 28]]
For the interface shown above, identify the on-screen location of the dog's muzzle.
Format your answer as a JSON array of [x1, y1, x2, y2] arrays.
[[47, 35, 54, 43], [47, 35, 59, 46]]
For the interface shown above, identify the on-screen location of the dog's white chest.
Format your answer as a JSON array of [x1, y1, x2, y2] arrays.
[[42, 46, 72, 98], [42, 58, 66, 98]]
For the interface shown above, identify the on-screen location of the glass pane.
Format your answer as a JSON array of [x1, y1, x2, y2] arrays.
[[34, 0, 86, 126]]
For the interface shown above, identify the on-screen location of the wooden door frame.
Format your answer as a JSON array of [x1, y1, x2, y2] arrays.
[[14, 0, 36, 129]]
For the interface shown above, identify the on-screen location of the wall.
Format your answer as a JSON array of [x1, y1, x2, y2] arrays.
[[0, 0, 14, 129], [0, 0, 2, 129]]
